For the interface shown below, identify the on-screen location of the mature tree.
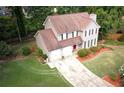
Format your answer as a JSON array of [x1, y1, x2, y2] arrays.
[[0, 16, 16, 41], [8, 6, 124, 41], [11, 6, 26, 42]]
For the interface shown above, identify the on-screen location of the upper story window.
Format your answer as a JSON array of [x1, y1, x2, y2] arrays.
[[68, 32, 72, 38], [58, 31, 79, 41], [61, 34, 63, 40], [74, 31, 77, 37], [72, 32, 74, 37], [85, 30, 87, 37], [89, 29, 91, 36], [77, 31, 78, 36], [66, 33, 68, 39], [92, 29, 94, 35]]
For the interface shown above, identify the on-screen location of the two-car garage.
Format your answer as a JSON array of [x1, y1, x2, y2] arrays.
[[48, 46, 73, 62]]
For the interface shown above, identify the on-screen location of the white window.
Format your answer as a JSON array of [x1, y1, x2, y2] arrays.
[[74, 31, 77, 37], [61, 34, 63, 40], [89, 30, 91, 36], [77, 31, 78, 36], [68, 33, 72, 38], [66, 33, 68, 39], [94, 38, 96, 45], [92, 29, 94, 35], [72, 32, 74, 37], [63, 33, 66, 40], [91, 39, 93, 47], [58, 35, 61, 41], [88, 40, 90, 47], [95, 28, 97, 34], [85, 30, 87, 37]]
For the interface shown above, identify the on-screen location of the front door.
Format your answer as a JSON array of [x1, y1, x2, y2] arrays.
[[73, 45, 76, 50]]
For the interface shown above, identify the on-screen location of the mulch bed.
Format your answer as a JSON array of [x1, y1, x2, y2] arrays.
[[76, 48, 110, 63], [102, 74, 121, 87]]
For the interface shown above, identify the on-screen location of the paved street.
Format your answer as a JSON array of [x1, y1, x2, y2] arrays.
[[53, 56, 113, 87]]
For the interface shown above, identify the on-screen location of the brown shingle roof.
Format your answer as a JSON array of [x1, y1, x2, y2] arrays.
[[39, 29, 60, 51], [59, 36, 82, 48], [39, 29, 83, 52], [48, 12, 91, 34]]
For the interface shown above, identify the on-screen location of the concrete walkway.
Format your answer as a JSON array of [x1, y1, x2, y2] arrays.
[[52, 56, 113, 87]]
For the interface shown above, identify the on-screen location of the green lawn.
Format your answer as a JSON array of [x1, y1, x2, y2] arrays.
[[0, 40, 71, 87], [83, 46, 124, 78], [104, 40, 124, 45], [0, 56, 71, 87]]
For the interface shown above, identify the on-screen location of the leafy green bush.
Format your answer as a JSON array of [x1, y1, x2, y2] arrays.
[[37, 48, 43, 56], [118, 34, 124, 42], [0, 41, 13, 57], [109, 72, 116, 81], [77, 49, 90, 57], [42, 54, 48, 60], [90, 47, 99, 53], [22, 47, 31, 56]]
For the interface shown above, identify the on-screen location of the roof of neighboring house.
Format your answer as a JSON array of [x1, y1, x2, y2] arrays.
[[39, 29, 83, 52], [44, 12, 98, 34]]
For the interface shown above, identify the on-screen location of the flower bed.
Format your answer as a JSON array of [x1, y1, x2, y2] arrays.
[[76, 48, 110, 62], [102, 74, 121, 87]]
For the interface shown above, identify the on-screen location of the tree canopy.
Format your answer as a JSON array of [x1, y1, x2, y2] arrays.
[[0, 6, 124, 42]]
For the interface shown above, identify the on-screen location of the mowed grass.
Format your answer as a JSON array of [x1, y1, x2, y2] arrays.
[[104, 40, 124, 45], [0, 40, 71, 87], [83, 46, 124, 78], [0, 56, 71, 87]]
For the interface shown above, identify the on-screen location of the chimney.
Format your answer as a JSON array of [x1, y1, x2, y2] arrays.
[[90, 13, 97, 22]]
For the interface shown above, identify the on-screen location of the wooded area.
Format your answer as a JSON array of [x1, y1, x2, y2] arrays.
[[0, 6, 124, 43]]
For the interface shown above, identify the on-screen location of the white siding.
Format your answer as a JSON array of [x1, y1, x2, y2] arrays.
[[62, 46, 73, 57], [35, 33, 48, 54], [44, 19, 58, 37], [49, 49, 62, 61], [81, 21, 100, 48]]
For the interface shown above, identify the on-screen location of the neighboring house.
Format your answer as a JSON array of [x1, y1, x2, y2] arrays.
[[34, 12, 100, 62]]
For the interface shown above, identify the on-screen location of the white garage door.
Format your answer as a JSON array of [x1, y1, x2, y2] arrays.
[[49, 49, 62, 61], [62, 46, 73, 57]]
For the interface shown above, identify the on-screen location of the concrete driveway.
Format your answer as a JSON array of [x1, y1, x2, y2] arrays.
[[53, 56, 113, 87]]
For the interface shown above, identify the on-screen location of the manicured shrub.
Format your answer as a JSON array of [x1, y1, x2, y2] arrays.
[[109, 72, 116, 81], [0, 41, 13, 57], [22, 47, 31, 56], [77, 49, 89, 57], [42, 54, 48, 60], [90, 47, 99, 53], [37, 48, 43, 56]]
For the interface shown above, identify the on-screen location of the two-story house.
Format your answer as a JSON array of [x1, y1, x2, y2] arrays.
[[34, 12, 100, 62]]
